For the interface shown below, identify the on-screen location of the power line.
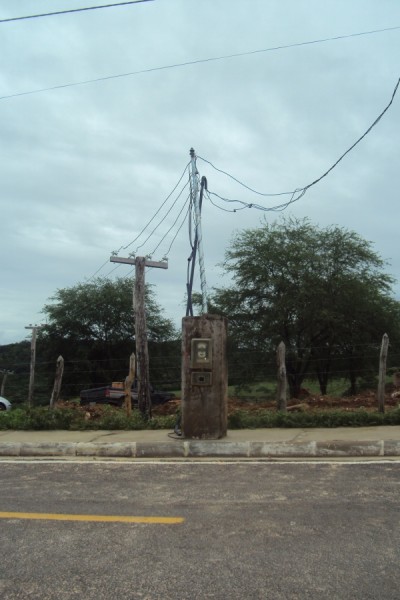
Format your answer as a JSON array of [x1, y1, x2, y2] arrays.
[[133, 180, 190, 254], [162, 202, 191, 258], [120, 163, 189, 253], [200, 75, 400, 213], [87, 162, 189, 280], [198, 160, 293, 198], [0, 1, 154, 24], [149, 193, 191, 257], [301, 76, 400, 193], [88, 259, 112, 281], [1, 25, 399, 100]]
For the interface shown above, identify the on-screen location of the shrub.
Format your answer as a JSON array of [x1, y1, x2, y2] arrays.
[[0, 407, 77, 430], [0, 408, 30, 430], [95, 407, 147, 430], [2, 405, 400, 431], [147, 415, 176, 429], [228, 408, 400, 429]]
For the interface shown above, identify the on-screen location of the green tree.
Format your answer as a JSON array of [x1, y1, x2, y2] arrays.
[[0, 341, 31, 404], [210, 217, 400, 397], [40, 277, 177, 397]]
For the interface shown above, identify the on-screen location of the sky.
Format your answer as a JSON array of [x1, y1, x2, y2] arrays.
[[1, 0, 399, 345]]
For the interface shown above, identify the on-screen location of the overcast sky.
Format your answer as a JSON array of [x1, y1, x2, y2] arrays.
[[1, 0, 399, 345]]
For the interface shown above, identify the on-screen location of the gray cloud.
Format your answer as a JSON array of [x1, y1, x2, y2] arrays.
[[1, 0, 399, 343]]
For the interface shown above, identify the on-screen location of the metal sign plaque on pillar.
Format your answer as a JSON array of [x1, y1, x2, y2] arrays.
[[181, 314, 228, 439]]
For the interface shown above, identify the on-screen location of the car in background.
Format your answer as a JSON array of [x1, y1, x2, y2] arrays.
[[0, 396, 12, 411], [79, 382, 175, 408]]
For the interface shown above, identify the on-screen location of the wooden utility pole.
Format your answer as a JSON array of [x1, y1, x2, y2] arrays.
[[25, 324, 43, 408], [377, 333, 389, 413], [276, 341, 287, 412], [110, 255, 168, 418], [134, 257, 152, 416], [50, 355, 64, 408]]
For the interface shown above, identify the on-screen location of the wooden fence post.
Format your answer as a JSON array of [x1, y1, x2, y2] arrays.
[[50, 355, 64, 408], [377, 333, 389, 413], [124, 353, 136, 417], [0, 372, 6, 397], [1, 370, 13, 397], [276, 341, 287, 412], [25, 324, 43, 407]]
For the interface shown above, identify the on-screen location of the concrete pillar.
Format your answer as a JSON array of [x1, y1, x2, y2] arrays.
[[181, 314, 228, 439]]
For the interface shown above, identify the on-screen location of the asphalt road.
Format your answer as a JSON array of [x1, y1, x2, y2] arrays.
[[0, 461, 399, 599]]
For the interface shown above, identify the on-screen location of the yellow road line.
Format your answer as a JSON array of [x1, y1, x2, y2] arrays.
[[0, 511, 184, 524]]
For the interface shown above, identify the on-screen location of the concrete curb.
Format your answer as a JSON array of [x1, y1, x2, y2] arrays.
[[1, 439, 400, 458]]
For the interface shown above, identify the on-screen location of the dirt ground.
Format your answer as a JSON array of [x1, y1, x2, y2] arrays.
[[152, 388, 400, 416], [56, 388, 400, 420]]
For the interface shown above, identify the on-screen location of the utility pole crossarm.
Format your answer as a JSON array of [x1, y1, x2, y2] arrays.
[[110, 256, 168, 269]]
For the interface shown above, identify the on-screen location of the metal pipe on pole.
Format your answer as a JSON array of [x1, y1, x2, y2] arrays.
[[190, 148, 208, 314]]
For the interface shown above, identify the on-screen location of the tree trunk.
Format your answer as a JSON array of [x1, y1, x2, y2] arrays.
[[276, 341, 287, 411], [286, 353, 311, 399], [287, 374, 302, 399], [316, 367, 329, 395], [377, 333, 389, 413], [348, 369, 357, 395]]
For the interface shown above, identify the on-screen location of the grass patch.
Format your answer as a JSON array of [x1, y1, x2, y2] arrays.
[[0, 407, 77, 431], [0, 405, 177, 431], [227, 408, 400, 429], [1, 405, 399, 431]]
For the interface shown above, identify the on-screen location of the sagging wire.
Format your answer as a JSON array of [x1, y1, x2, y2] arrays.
[[119, 161, 190, 253], [132, 178, 190, 254], [87, 162, 190, 280], [149, 192, 191, 257], [198, 75, 400, 213]]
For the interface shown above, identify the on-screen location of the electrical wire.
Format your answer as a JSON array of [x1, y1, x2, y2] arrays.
[[2, 25, 399, 100], [88, 183, 190, 282], [86, 162, 189, 280], [0, 1, 154, 24], [301, 76, 400, 193], [164, 202, 191, 258], [120, 163, 190, 253], [198, 157, 293, 197], [149, 193, 191, 257], [101, 262, 123, 278], [87, 259, 112, 281], [201, 75, 400, 213], [205, 190, 248, 213], [206, 189, 302, 213], [133, 179, 190, 254]]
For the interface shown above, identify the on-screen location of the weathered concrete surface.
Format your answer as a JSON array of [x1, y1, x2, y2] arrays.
[[181, 315, 228, 439], [0, 427, 399, 457]]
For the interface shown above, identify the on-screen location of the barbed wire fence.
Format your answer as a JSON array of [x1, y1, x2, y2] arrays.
[[2, 340, 400, 404]]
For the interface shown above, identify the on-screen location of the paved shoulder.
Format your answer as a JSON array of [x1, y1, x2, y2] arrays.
[[0, 427, 400, 458]]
